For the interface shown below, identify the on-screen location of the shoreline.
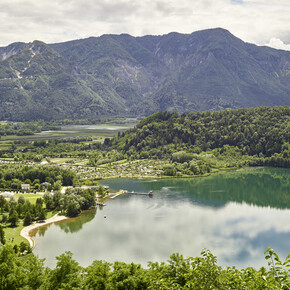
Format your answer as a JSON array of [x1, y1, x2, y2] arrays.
[[20, 214, 69, 249], [97, 166, 246, 181]]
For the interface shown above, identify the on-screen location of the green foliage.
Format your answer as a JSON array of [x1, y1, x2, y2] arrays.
[[0, 245, 289, 289], [38, 209, 46, 221], [0, 121, 60, 136], [17, 195, 25, 205], [8, 209, 18, 227], [112, 107, 290, 170], [0, 164, 77, 191], [264, 247, 290, 287], [66, 201, 81, 217], [19, 241, 29, 254], [0, 225, 5, 245], [172, 151, 196, 163], [0, 196, 7, 214], [42, 188, 96, 218], [97, 185, 106, 198], [23, 212, 32, 226], [0, 244, 44, 289], [85, 260, 111, 289], [43, 251, 83, 289]]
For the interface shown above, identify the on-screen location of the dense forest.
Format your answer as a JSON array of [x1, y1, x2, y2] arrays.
[[113, 106, 289, 157], [111, 106, 290, 172]]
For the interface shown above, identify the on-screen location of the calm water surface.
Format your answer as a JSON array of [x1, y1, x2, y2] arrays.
[[32, 167, 290, 269]]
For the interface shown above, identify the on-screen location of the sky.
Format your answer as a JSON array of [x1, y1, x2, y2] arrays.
[[0, 0, 289, 50]]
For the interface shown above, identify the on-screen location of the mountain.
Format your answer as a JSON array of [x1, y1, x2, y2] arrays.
[[0, 28, 289, 121], [0, 41, 122, 121]]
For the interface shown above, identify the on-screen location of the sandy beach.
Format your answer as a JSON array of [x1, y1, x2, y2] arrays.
[[20, 214, 68, 248]]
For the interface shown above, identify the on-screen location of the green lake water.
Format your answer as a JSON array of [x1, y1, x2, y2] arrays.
[[32, 167, 290, 269]]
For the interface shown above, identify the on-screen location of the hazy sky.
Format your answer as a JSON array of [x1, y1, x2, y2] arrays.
[[0, 0, 289, 50]]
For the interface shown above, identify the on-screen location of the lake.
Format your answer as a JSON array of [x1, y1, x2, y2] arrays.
[[32, 167, 290, 269]]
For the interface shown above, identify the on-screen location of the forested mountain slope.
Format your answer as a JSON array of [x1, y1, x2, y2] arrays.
[[112, 106, 290, 167], [0, 41, 122, 121], [0, 28, 290, 121]]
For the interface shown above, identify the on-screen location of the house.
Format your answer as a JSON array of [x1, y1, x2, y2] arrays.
[[41, 182, 51, 189], [21, 184, 30, 192]]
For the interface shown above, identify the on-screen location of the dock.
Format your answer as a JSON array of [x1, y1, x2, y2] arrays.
[[126, 190, 153, 196]]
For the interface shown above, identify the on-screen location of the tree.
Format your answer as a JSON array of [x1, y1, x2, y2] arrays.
[[53, 180, 62, 191], [0, 225, 5, 245], [36, 197, 44, 212], [66, 202, 80, 217], [20, 241, 29, 254], [52, 191, 62, 209], [16, 203, 24, 218], [17, 195, 26, 205], [8, 209, 19, 227], [33, 179, 41, 186], [85, 260, 111, 289], [8, 196, 17, 210], [1, 214, 8, 224], [24, 178, 32, 185], [13, 244, 19, 254], [23, 212, 32, 226], [97, 186, 106, 198], [81, 189, 95, 210], [45, 251, 82, 289], [0, 195, 7, 213], [38, 209, 46, 221], [43, 192, 54, 210]]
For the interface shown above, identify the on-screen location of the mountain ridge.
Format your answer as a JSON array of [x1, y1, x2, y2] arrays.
[[0, 28, 289, 121]]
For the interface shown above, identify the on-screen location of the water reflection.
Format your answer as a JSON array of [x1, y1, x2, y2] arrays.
[[33, 168, 290, 269], [102, 168, 290, 209], [56, 209, 96, 234]]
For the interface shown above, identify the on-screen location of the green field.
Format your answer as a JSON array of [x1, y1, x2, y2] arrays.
[[0, 124, 133, 143], [2, 222, 26, 245], [0, 124, 135, 158], [14, 194, 43, 205], [1, 193, 51, 245]]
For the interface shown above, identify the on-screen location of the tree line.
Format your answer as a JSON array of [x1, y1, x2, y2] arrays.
[[0, 245, 289, 289], [0, 121, 60, 137], [0, 165, 77, 192]]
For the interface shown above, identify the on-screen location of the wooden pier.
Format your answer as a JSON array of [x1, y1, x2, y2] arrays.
[[125, 190, 153, 196]]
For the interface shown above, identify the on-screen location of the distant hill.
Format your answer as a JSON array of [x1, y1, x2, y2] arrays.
[[111, 106, 290, 167], [0, 28, 289, 121]]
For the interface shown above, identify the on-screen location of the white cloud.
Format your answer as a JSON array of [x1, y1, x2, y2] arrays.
[[0, 0, 289, 47], [265, 38, 290, 51]]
